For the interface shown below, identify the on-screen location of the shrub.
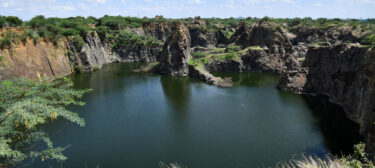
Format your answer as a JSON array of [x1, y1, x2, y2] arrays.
[[28, 15, 46, 28], [112, 31, 160, 48], [62, 28, 79, 36], [96, 26, 111, 42], [0, 55, 3, 63], [224, 52, 237, 60], [31, 31, 40, 44], [72, 35, 86, 52], [361, 34, 375, 45], [0, 37, 11, 49], [0, 78, 90, 166], [5, 16, 23, 27]]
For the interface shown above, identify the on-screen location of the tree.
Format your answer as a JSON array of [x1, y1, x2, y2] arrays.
[[4, 16, 22, 27], [0, 77, 91, 167]]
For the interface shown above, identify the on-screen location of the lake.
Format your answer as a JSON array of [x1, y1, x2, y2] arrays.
[[29, 63, 361, 168]]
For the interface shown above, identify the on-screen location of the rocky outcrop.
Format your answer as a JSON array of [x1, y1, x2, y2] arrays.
[[0, 39, 71, 80], [290, 26, 359, 46], [137, 22, 172, 41], [113, 46, 161, 63], [237, 22, 300, 74], [159, 21, 191, 76], [189, 27, 228, 47], [278, 44, 375, 155], [205, 59, 242, 72], [188, 65, 232, 87], [66, 32, 120, 72]]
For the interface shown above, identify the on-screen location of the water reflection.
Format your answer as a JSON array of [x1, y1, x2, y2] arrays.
[[161, 76, 192, 113], [213, 72, 279, 87], [303, 95, 363, 155]]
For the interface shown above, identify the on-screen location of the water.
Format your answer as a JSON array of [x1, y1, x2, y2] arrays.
[[28, 63, 360, 168]]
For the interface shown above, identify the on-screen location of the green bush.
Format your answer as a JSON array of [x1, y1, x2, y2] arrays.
[[361, 34, 375, 45], [4, 16, 23, 27], [224, 52, 237, 60], [112, 31, 160, 48], [0, 37, 11, 49], [96, 26, 111, 42], [62, 28, 79, 36], [0, 55, 3, 63], [72, 35, 85, 52], [0, 78, 90, 166]]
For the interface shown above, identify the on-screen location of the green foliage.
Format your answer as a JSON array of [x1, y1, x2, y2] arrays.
[[112, 31, 160, 48], [221, 30, 234, 39], [92, 65, 100, 71], [191, 52, 207, 58], [3, 16, 23, 27], [189, 57, 209, 68], [223, 52, 238, 60], [97, 15, 147, 30], [0, 37, 11, 50], [340, 143, 375, 168], [249, 46, 263, 50], [72, 35, 86, 52], [0, 30, 20, 49], [260, 16, 271, 22], [361, 34, 375, 46], [0, 77, 90, 166], [226, 44, 242, 52], [62, 28, 80, 36], [0, 55, 3, 63]]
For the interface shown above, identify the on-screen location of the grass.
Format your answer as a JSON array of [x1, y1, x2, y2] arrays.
[[0, 55, 3, 65], [298, 57, 306, 62], [191, 52, 207, 58], [311, 41, 329, 48], [249, 45, 263, 51], [159, 162, 186, 168], [91, 65, 100, 71], [276, 155, 348, 168], [226, 44, 242, 52]]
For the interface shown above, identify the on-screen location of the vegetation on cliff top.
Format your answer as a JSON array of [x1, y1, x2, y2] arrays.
[[0, 77, 90, 167], [112, 31, 161, 48], [0, 15, 375, 50]]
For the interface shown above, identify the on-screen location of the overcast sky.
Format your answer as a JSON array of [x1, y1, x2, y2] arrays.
[[1, 0, 375, 20]]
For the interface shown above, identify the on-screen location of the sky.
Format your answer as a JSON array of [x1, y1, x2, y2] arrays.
[[0, 0, 375, 20]]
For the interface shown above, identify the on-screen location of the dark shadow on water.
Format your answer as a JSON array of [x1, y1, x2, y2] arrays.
[[160, 76, 192, 113], [213, 72, 279, 87], [303, 95, 363, 156]]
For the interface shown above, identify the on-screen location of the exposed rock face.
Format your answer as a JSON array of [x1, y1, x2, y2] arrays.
[[66, 32, 120, 72], [232, 22, 251, 46], [290, 26, 359, 46], [241, 47, 286, 74], [138, 22, 172, 41], [189, 27, 228, 47], [205, 59, 242, 73], [278, 44, 375, 155], [0, 40, 72, 80], [113, 46, 161, 63], [231, 22, 300, 74], [159, 22, 191, 76]]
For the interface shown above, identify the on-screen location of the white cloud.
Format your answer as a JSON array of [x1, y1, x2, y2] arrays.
[[188, 0, 205, 4], [80, 0, 107, 4]]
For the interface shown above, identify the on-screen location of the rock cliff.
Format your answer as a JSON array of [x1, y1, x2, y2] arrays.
[[159, 21, 191, 76], [0, 39, 71, 80], [278, 44, 375, 155]]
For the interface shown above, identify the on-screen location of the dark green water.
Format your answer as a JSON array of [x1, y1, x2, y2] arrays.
[[29, 63, 360, 168]]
